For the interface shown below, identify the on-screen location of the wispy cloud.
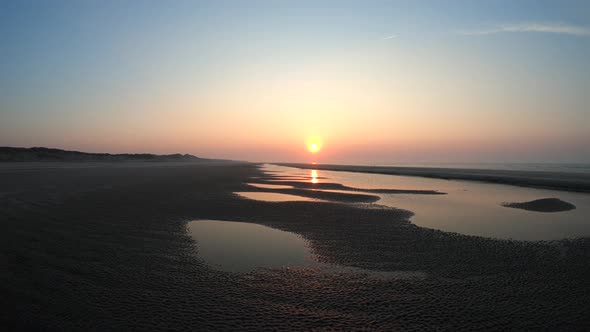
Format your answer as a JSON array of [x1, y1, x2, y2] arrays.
[[461, 23, 590, 37], [383, 35, 397, 40]]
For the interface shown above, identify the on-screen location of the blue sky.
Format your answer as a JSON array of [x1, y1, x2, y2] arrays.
[[1, 1, 589, 162]]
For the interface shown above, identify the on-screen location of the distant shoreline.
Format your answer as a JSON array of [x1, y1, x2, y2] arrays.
[[277, 163, 590, 193], [0, 147, 205, 162]]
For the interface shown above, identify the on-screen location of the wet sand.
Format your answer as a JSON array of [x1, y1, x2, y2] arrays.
[[246, 178, 445, 195], [503, 198, 577, 212], [2, 162, 590, 330], [279, 163, 590, 192]]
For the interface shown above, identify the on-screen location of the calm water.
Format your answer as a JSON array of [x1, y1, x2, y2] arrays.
[[235, 192, 322, 202], [260, 164, 590, 241], [194, 165, 589, 272], [188, 219, 426, 278], [378, 162, 590, 174], [188, 220, 320, 272], [246, 183, 293, 189]]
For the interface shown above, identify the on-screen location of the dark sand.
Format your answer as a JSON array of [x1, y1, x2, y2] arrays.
[[247, 178, 445, 195], [503, 198, 577, 212], [239, 178, 444, 204], [241, 185, 382, 203], [279, 163, 590, 192], [2, 162, 590, 330]]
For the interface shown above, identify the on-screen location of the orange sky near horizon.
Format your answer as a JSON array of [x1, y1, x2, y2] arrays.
[[1, 1, 589, 163]]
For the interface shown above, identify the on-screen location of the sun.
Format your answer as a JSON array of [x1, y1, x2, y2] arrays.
[[306, 138, 322, 153], [309, 143, 319, 153]]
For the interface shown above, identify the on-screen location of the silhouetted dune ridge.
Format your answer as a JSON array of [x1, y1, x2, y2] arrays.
[[0, 147, 202, 162]]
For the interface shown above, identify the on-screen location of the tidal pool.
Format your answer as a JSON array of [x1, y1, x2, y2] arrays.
[[246, 183, 293, 189], [188, 219, 427, 278], [235, 191, 321, 202], [188, 220, 320, 272]]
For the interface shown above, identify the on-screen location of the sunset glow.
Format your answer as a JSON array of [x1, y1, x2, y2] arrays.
[[1, 1, 588, 164], [2, 2, 590, 330], [307, 137, 322, 154]]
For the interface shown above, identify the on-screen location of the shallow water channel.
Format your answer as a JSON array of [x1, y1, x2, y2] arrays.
[[245, 164, 590, 241]]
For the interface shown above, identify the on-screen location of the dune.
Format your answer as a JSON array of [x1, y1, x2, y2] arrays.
[[0, 146, 205, 162]]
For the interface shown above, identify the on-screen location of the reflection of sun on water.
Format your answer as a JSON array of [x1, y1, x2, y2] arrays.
[[311, 170, 318, 184]]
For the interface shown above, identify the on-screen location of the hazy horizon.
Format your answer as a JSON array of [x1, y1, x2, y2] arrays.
[[2, 1, 589, 164]]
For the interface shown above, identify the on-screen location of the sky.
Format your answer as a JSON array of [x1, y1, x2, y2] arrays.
[[1, 0, 589, 163]]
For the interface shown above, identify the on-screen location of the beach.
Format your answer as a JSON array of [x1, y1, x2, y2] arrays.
[[279, 163, 590, 192], [2, 161, 590, 330]]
